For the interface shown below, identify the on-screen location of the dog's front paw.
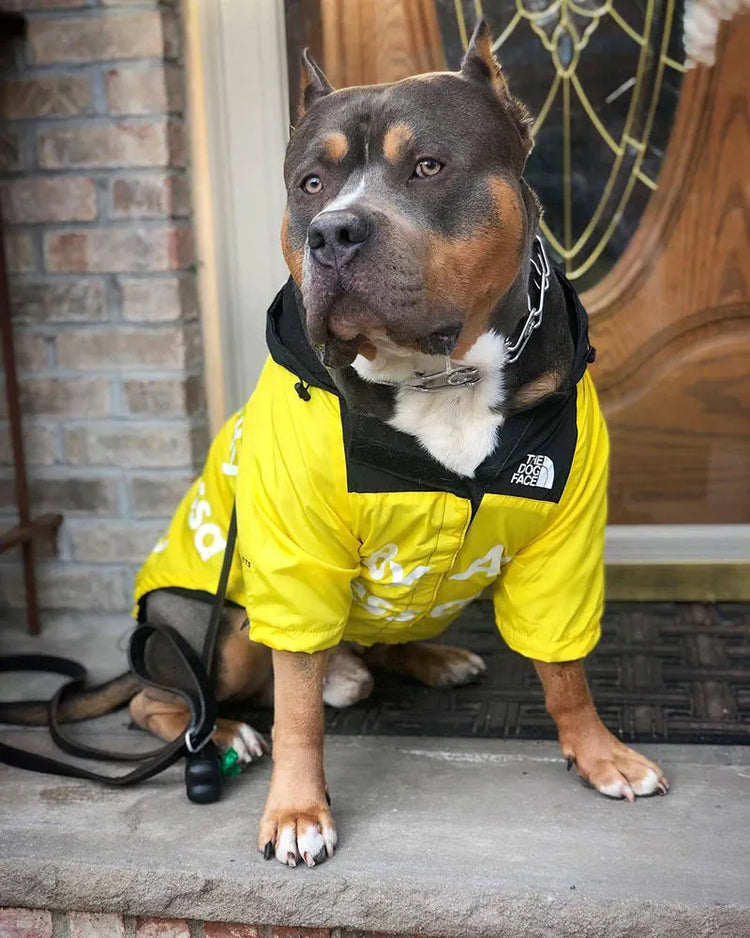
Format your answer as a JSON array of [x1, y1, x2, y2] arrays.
[[258, 801, 337, 868], [562, 726, 669, 802]]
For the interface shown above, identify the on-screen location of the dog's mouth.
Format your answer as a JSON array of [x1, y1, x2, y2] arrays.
[[319, 333, 367, 368], [318, 323, 463, 369], [305, 283, 464, 369], [415, 325, 462, 357]]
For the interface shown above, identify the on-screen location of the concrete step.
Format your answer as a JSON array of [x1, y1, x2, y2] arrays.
[[1, 728, 749, 938]]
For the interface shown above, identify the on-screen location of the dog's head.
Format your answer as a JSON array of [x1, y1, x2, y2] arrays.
[[281, 21, 536, 369]]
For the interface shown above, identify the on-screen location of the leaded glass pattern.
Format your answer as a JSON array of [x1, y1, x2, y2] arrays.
[[435, 0, 687, 288]]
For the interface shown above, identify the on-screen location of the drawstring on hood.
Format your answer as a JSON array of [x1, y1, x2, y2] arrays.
[[294, 380, 312, 401]]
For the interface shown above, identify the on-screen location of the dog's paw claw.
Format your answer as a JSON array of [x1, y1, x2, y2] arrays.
[[630, 767, 664, 797], [595, 779, 635, 801]]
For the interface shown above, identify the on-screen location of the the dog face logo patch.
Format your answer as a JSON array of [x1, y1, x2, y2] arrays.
[[511, 454, 555, 489]]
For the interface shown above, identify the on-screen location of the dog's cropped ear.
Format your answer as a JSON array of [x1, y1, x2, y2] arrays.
[[460, 21, 533, 155], [298, 49, 334, 121], [460, 20, 509, 98]]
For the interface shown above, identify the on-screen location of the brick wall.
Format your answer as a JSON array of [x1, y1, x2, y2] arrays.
[[0, 909, 417, 938], [0, 0, 207, 616]]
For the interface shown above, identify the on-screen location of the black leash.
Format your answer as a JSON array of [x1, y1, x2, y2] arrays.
[[0, 506, 237, 803]]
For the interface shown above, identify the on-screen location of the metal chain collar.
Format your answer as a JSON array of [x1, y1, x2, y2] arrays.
[[405, 235, 551, 392]]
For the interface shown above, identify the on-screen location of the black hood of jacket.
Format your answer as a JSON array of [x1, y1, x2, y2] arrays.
[[266, 270, 594, 400], [266, 280, 338, 396]]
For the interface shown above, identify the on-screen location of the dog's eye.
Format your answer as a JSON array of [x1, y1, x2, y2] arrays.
[[414, 159, 443, 179], [301, 174, 323, 194]]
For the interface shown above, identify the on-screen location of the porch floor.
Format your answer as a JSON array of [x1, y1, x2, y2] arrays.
[[1, 613, 750, 938]]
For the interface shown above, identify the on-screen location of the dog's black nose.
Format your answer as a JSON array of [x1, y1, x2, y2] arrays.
[[308, 210, 370, 268]]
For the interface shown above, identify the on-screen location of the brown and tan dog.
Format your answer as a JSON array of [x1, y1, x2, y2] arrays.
[[3, 23, 668, 867], [251, 24, 667, 866]]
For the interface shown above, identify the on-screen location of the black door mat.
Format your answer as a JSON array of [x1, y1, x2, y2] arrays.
[[235, 602, 750, 745]]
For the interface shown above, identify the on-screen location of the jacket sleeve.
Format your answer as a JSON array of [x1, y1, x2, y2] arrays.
[[236, 360, 360, 653], [492, 376, 608, 662]]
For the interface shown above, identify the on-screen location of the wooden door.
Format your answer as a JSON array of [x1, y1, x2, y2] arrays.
[[585, 17, 750, 523], [284, 1, 750, 525]]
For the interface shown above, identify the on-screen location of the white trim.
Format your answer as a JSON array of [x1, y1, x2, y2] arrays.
[[605, 525, 750, 563], [193, 0, 290, 423]]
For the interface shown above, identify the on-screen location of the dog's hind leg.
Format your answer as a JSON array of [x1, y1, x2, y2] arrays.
[[129, 687, 268, 765], [211, 605, 271, 762], [132, 592, 270, 764], [365, 641, 486, 687], [129, 688, 191, 743]]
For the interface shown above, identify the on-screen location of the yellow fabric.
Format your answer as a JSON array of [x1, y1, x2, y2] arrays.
[[491, 370, 607, 661], [133, 410, 246, 613], [135, 358, 608, 662]]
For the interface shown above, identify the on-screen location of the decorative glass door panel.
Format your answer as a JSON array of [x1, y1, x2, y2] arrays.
[[438, 0, 686, 289]]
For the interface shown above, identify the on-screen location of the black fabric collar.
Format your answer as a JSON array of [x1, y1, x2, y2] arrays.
[[558, 268, 596, 386], [265, 280, 337, 395]]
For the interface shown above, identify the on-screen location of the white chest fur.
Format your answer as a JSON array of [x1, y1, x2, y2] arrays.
[[353, 331, 507, 477]]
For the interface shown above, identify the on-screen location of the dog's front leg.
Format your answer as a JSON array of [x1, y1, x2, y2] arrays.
[[534, 659, 669, 801], [258, 648, 336, 868]]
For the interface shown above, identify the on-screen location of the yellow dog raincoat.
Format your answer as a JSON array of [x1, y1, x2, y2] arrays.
[[135, 275, 607, 663]]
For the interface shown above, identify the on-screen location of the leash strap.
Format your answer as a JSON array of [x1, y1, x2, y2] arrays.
[[201, 505, 237, 678], [0, 505, 238, 790], [0, 625, 211, 785]]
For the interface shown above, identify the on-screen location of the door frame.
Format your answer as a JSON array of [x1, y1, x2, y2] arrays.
[[184, 0, 750, 594], [184, 0, 290, 429]]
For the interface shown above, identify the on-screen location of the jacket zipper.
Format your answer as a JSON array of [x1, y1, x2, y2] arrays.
[[466, 482, 483, 526]]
